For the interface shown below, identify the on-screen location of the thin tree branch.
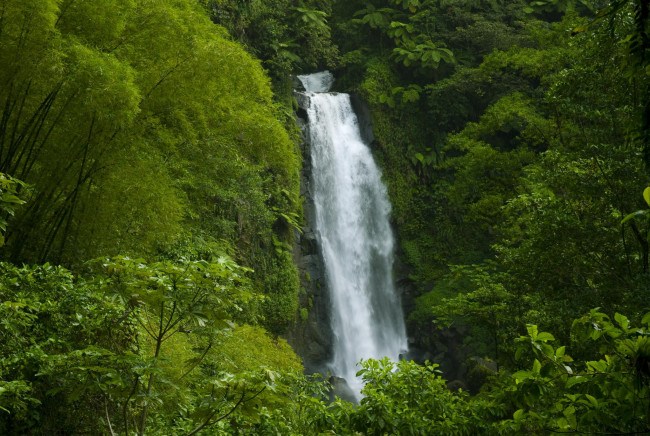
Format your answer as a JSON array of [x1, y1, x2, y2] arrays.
[[185, 388, 249, 436], [124, 375, 139, 436], [176, 343, 213, 383], [105, 398, 116, 436]]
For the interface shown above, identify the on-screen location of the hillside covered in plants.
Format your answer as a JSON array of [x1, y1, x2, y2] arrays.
[[0, 0, 649, 434]]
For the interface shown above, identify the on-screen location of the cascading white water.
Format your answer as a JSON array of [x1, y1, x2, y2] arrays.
[[297, 71, 407, 399]]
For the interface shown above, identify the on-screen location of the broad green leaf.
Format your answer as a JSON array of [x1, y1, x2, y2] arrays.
[[556, 417, 569, 429], [563, 405, 575, 418], [614, 312, 629, 330], [566, 376, 587, 388], [621, 210, 649, 224], [513, 370, 531, 382], [564, 404, 577, 428], [642, 312, 650, 326], [536, 332, 555, 342], [585, 394, 598, 408]]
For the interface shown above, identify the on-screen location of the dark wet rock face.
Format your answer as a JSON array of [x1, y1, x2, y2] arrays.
[[283, 89, 334, 374], [328, 376, 358, 404], [349, 93, 374, 145]]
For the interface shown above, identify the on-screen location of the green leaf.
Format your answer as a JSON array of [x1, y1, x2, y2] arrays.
[[644, 187, 650, 206], [587, 360, 607, 372], [0, 194, 25, 204], [642, 312, 650, 326], [621, 210, 649, 224], [515, 347, 525, 361], [563, 405, 576, 417], [536, 332, 555, 342], [614, 312, 629, 329], [513, 370, 531, 382], [513, 409, 524, 421], [585, 394, 598, 408], [540, 343, 555, 358], [566, 376, 587, 388], [563, 404, 577, 428], [572, 25, 587, 34]]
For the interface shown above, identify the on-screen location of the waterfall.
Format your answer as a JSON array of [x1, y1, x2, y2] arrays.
[[297, 71, 408, 399]]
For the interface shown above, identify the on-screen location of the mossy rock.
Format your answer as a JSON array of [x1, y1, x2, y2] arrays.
[[466, 357, 498, 394]]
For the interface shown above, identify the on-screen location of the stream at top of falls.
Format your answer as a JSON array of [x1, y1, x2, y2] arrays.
[[297, 71, 408, 401]]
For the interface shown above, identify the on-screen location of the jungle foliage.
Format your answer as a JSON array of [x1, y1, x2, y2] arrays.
[[200, 0, 339, 98], [0, 0, 307, 430], [331, 0, 650, 376], [0, 0, 302, 332]]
